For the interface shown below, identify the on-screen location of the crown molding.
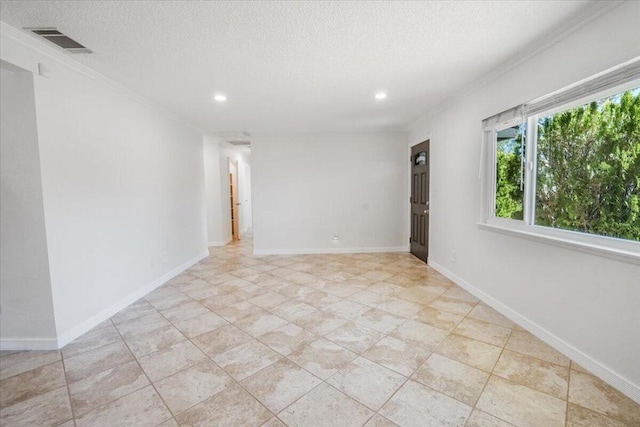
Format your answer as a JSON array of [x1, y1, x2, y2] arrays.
[[406, 0, 626, 133], [0, 21, 204, 135]]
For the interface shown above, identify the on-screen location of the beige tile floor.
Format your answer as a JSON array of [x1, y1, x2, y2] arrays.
[[1, 235, 639, 426]]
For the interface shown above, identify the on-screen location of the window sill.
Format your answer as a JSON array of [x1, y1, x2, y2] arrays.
[[477, 222, 640, 265]]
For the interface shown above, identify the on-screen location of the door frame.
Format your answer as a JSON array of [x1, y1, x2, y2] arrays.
[[229, 159, 240, 241], [408, 135, 432, 262]]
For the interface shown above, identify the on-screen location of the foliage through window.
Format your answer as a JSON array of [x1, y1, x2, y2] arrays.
[[486, 71, 640, 247], [534, 89, 640, 240], [495, 124, 524, 220]]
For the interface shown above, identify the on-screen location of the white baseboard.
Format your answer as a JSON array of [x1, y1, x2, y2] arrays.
[[428, 259, 640, 404], [54, 249, 209, 348], [0, 250, 209, 351], [253, 246, 409, 256], [0, 338, 59, 351], [208, 237, 232, 247]]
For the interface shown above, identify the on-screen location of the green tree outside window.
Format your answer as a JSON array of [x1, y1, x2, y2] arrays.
[[495, 89, 640, 241]]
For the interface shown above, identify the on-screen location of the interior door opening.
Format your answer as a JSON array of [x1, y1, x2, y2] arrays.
[[229, 160, 240, 241]]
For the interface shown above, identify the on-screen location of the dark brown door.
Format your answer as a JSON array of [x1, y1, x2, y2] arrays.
[[410, 140, 430, 262]]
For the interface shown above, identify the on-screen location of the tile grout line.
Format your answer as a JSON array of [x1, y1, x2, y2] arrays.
[[8, 325, 143, 424], [206, 257, 537, 426], [158, 263, 289, 420], [565, 362, 572, 426], [186, 334, 279, 421], [278, 298, 466, 422], [110, 314, 179, 425], [136, 280, 268, 422], [463, 325, 516, 427], [174, 247, 500, 424], [8, 237, 626, 426], [220, 243, 449, 424], [205, 280, 404, 422], [369, 366, 414, 424], [0, 358, 61, 382], [431, 295, 576, 400], [153, 346, 277, 422], [58, 350, 78, 427], [269, 379, 326, 421]]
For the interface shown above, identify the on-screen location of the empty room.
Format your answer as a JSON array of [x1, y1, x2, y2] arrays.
[[0, 1, 639, 426]]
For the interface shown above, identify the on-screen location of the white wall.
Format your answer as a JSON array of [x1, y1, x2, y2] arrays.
[[0, 62, 57, 345], [408, 1, 640, 400], [252, 131, 408, 254], [240, 161, 252, 233], [203, 135, 226, 245], [0, 23, 208, 348]]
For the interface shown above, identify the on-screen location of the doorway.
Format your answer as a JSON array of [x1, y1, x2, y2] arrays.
[[410, 140, 430, 262], [229, 160, 240, 241]]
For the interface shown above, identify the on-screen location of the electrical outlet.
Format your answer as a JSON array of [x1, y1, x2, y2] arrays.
[[162, 251, 168, 263], [451, 250, 456, 263]]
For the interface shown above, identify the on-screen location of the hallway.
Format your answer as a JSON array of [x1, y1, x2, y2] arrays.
[[1, 236, 638, 426]]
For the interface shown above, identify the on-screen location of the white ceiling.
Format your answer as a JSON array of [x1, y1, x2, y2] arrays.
[[0, 1, 601, 133]]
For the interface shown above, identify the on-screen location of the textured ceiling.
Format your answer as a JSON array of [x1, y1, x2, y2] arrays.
[[0, 1, 600, 133]]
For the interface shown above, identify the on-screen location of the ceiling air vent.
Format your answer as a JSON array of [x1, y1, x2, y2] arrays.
[[25, 28, 92, 54], [215, 131, 251, 147]]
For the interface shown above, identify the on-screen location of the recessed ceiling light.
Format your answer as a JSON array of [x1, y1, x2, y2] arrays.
[[374, 92, 387, 100], [213, 94, 227, 102]]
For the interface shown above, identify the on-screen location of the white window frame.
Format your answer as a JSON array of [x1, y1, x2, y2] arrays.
[[479, 64, 640, 265]]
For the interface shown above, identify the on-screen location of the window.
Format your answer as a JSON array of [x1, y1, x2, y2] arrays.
[[495, 123, 525, 220], [480, 60, 640, 262], [535, 89, 640, 240]]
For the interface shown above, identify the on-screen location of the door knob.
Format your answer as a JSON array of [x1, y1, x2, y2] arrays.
[[424, 210, 428, 214]]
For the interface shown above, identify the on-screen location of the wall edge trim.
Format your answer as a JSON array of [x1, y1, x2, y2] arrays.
[[208, 237, 232, 247], [41, 250, 209, 350], [253, 246, 409, 256], [0, 338, 59, 351], [428, 259, 640, 404]]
